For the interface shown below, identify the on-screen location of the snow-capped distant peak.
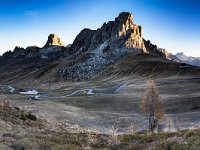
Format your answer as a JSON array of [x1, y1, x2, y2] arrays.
[[175, 52, 200, 67]]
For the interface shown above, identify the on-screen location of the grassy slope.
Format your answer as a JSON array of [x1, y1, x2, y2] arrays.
[[1, 124, 200, 149], [1, 54, 200, 149], [1, 95, 200, 150], [102, 53, 200, 79], [1, 53, 200, 86]]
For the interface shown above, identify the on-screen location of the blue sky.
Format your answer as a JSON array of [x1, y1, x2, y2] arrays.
[[0, 0, 200, 56]]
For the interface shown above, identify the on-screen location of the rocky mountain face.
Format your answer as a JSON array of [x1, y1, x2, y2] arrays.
[[69, 12, 146, 54], [0, 35, 67, 79], [58, 12, 179, 80], [0, 12, 185, 82], [44, 34, 64, 48], [176, 52, 200, 67]]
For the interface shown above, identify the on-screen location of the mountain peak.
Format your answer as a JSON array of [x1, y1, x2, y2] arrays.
[[175, 52, 187, 60], [176, 52, 186, 56], [0, 11, 189, 82], [114, 12, 136, 38], [175, 52, 200, 66], [116, 12, 133, 24], [14, 46, 24, 50], [111, 12, 145, 51], [44, 34, 64, 48]]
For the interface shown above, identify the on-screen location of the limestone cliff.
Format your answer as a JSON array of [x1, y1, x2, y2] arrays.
[[0, 12, 182, 81], [44, 34, 64, 48]]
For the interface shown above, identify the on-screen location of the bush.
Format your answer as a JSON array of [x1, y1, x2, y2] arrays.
[[20, 111, 26, 121], [20, 111, 37, 121], [26, 113, 37, 121], [187, 135, 200, 150]]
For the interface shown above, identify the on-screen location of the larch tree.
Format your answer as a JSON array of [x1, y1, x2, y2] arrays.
[[140, 79, 165, 132]]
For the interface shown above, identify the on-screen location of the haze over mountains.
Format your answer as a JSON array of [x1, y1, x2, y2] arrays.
[[175, 52, 200, 67]]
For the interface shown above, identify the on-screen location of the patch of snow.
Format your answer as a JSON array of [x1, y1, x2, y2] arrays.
[[30, 95, 41, 100], [25, 52, 34, 58], [0, 85, 15, 92], [176, 52, 200, 67], [62, 90, 81, 97], [7, 86, 15, 92], [62, 89, 94, 97], [114, 83, 128, 93], [40, 46, 61, 55], [30, 89, 94, 100], [41, 55, 48, 59], [87, 89, 94, 95], [19, 90, 39, 95], [179, 64, 191, 68]]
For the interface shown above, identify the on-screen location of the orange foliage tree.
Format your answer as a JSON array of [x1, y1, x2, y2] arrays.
[[140, 80, 165, 132]]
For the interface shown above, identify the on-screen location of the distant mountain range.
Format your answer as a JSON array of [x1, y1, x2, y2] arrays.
[[175, 52, 200, 67], [0, 12, 199, 84]]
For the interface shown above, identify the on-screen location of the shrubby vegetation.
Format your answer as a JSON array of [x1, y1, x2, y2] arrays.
[[1, 128, 200, 149], [0, 85, 200, 150], [140, 79, 165, 132]]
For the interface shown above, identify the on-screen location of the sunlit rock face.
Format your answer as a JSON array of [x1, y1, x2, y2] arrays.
[[0, 12, 180, 81], [69, 12, 178, 59], [44, 34, 64, 48], [70, 12, 146, 54], [58, 12, 153, 80], [58, 12, 181, 80], [111, 12, 146, 51]]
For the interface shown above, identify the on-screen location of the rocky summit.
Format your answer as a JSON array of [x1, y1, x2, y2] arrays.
[[44, 34, 64, 48], [58, 12, 177, 80], [0, 12, 196, 83], [71, 12, 145, 53]]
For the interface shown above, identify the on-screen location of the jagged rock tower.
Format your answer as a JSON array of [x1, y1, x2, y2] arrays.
[[70, 12, 146, 54], [110, 12, 146, 51], [44, 34, 64, 48], [0, 12, 178, 82], [59, 12, 149, 80]]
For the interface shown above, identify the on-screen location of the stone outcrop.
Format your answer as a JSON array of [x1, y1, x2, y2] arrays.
[[59, 12, 169, 80], [70, 12, 146, 54], [43, 34, 64, 48], [12, 46, 26, 57], [110, 12, 145, 51], [0, 12, 182, 82]]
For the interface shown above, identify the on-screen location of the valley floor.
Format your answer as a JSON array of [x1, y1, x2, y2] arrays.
[[0, 76, 200, 149]]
